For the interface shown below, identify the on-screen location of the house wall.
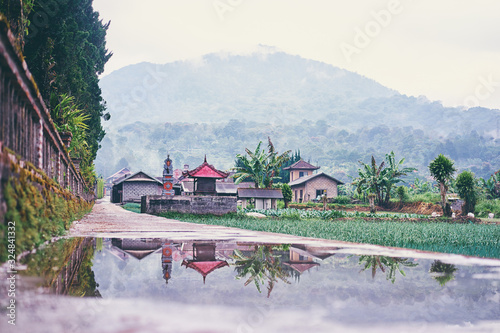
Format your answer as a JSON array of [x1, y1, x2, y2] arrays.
[[292, 186, 306, 203], [289, 170, 313, 182], [304, 176, 338, 201], [142, 195, 237, 215], [123, 181, 161, 202], [291, 176, 339, 203]]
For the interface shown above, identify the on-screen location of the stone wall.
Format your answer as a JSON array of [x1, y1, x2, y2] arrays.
[[123, 182, 161, 202], [141, 195, 237, 215]]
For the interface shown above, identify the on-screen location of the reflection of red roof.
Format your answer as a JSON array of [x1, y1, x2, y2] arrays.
[[182, 156, 228, 179], [284, 262, 320, 274], [182, 260, 229, 283]]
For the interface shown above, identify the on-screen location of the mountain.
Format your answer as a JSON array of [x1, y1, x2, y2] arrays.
[[96, 51, 500, 181]]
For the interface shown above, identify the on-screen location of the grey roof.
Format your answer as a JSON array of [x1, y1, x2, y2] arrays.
[[237, 188, 284, 199], [288, 172, 344, 187], [181, 181, 253, 194], [113, 171, 162, 185]]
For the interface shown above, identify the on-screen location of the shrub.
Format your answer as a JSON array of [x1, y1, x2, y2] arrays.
[[456, 171, 477, 215], [334, 195, 351, 204], [475, 199, 500, 218]]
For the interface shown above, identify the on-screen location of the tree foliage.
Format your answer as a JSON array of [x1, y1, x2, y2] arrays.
[[429, 154, 456, 216], [1, 0, 111, 188], [455, 171, 477, 215], [233, 138, 291, 188], [352, 151, 416, 207]]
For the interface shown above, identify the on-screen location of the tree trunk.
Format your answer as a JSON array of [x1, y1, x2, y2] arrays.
[[439, 182, 451, 217]]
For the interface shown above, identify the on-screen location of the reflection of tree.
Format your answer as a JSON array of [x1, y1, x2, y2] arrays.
[[430, 260, 458, 287], [359, 255, 418, 283], [233, 245, 291, 297], [21, 238, 100, 296]]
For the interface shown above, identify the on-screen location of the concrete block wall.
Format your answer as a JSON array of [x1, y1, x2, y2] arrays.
[[123, 182, 161, 202], [304, 176, 338, 201], [141, 195, 237, 215]]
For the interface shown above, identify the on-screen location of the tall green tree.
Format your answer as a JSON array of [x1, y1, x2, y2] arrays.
[[352, 151, 415, 207], [233, 138, 291, 189], [455, 170, 477, 216], [429, 154, 456, 217], [2, 0, 111, 188]]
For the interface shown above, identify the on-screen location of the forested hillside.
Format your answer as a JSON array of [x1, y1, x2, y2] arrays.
[[96, 51, 499, 181]]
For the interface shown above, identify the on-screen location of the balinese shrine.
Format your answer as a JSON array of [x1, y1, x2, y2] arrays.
[[182, 156, 229, 195]]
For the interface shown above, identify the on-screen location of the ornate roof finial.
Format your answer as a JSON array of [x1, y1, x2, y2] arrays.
[[204, 154, 207, 163]]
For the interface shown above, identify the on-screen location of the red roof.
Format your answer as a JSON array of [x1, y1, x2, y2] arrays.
[[283, 159, 320, 170], [182, 156, 229, 179], [182, 260, 229, 283]]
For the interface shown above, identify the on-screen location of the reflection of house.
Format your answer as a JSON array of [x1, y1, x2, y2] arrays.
[[182, 157, 228, 195], [181, 243, 229, 283], [289, 172, 344, 203], [238, 188, 283, 210], [110, 238, 163, 260], [111, 171, 163, 203]]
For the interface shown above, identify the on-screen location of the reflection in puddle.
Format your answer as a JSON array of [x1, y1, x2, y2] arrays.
[[19, 237, 500, 326]]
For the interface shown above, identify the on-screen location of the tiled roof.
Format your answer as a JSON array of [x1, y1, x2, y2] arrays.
[[288, 172, 344, 186], [283, 159, 320, 170], [113, 171, 162, 185], [182, 156, 228, 179]]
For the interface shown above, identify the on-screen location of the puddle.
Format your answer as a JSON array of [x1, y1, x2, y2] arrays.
[[6, 237, 500, 332]]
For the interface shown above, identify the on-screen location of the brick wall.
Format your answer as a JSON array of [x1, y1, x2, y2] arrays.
[[141, 195, 237, 215], [123, 182, 161, 202]]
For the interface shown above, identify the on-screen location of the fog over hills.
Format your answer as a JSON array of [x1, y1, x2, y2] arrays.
[[96, 51, 500, 181]]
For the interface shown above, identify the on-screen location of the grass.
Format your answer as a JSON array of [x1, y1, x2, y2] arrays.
[[122, 202, 141, 213], [157, 211, 500, 259]]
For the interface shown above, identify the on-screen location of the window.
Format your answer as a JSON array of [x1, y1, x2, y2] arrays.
[[299, 171, 304, 178], [316, 189, 326, 198], [299, 190, 303, 203]]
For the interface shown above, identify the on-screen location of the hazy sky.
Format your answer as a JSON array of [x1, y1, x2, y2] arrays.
[[93, 0, 500, 110]]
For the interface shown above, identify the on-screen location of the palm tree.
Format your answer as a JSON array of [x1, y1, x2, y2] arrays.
[[232, 245, 291, 297], [233, 141, 267, 188], [382, 151, 417, 205], [358, 255, 418, 283], [233, 138, 290, 189], [429, 154, 456, 216], [263, 137, 291, 188], [352, 156, 386, 205]]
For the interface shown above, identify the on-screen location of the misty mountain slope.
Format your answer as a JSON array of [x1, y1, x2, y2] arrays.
[[100, 52, 400, 127], [96, 51, 499, 179]]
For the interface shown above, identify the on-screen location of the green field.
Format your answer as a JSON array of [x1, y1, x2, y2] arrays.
[[156, 211, 500, 259]]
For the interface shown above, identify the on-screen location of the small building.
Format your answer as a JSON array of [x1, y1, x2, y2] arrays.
[[111, 171, 162, 203], [238, 188, 283, 210], [284, 160, 320, 182], [288, 172, 343, 203], [106, 167, 131, 184], [182, 157, 229, 195], [181, 180, 253, 197]]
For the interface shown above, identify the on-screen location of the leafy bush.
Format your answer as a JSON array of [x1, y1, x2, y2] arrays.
[[475, 199, 500, 218], [334, 195, 351, 204], [456, 171, 477, 215], [406, 192, 440, 203]]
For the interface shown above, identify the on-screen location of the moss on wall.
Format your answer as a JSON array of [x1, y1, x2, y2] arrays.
[[0, 148, 92, 262]]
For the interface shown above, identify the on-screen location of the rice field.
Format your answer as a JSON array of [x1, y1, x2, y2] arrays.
[[157, 211, 500, 259]]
